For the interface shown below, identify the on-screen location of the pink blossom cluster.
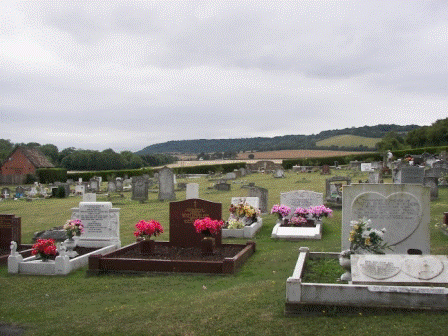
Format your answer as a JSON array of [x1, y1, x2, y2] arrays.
[[63, 219, 84, 238], [31, 239, 58, 259], [134, 220, 164, 238], [193, 217, 224, 236], [308, 205, 333, 219], [289, 216, 308, 226], [294, 207, 309, 218], [270, 204, 291, 218]]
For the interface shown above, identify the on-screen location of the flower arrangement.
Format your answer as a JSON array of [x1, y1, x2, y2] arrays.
[[308, 205, 333, 220], [349, 218, 389, 254], [226, 218, 245, 229], [270, 204, 291, 219], [63, 219, 84, 239], [31, 239, 58, 260], [228, 202, 261, 226], [289, 216, 308, 226], [134, 220, 164, 240], [193, 217, 224, 236]]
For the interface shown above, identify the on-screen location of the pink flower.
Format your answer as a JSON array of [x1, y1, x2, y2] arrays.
[[134, 220, 164, 238], [193, 217, 224, 236]]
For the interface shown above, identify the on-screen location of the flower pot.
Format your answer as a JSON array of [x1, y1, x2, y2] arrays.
[[63, 238, 78, 258], [201, 237, 215, 255], [140, 239, 155, 255], [201, 229, 213, 237]]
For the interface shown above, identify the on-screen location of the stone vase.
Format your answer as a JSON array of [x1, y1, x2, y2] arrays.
[[201, 237, 215, 255], [139, 238, 155, 255], [339, 250, 353, 281], [63, 238, 78, 258]]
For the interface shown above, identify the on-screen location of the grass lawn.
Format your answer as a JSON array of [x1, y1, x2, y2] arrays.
[[0, 170, 447, 336]]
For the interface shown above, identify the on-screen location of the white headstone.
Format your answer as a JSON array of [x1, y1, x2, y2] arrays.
[[71, 202, 120, 248], [231, 197, 260, 209], [280, 190, 323, 213], [360, 163, 373, 172], [82, 193, 97, 202], [342, 184, 430, 254], [75, 185, 85, 195], [186, 183, 199, 199]]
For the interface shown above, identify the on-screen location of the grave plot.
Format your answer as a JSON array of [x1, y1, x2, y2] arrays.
[[285, 184, 446, 313], [8, 202, 121, 275], [222, 197, 263, 238], [0, 214, 32, 265], [88, 198, 256, 275], [271, 191, 328, 240]]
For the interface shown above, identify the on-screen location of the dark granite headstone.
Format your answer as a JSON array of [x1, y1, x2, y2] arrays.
[[0, 214, 21, 248], [169, 198, 222, 247], [398, 166, 425, 184], [215, 182, 231, 191], [321, 165, 330, 175], [131, 176, 149, 201]]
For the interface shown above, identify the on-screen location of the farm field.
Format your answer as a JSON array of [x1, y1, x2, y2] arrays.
[[0, 170, 447, 336], [316, 134, 380, 148]]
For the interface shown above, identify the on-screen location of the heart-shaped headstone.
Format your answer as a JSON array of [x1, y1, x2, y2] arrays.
[[402, 256, 444, 280], [352, 192, 421, 246]]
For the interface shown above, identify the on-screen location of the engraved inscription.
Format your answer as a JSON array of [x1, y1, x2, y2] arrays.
[[79, 203, 111, 237], [181, 208, 210, 224], [358, 257, 402, 280], [352, 192, 421, 245], [402, 256, 444, 280]]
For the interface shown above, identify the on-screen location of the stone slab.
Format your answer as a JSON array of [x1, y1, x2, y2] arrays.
[[271, 223, 322, 240]]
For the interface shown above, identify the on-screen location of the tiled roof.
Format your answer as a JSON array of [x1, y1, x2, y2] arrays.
[[19, 147, 55, 168]]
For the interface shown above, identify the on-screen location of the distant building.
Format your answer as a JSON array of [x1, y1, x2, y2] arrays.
[[0, 147, 54, 184]]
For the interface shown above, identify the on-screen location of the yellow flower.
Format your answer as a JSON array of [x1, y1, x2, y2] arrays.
[[365, 238, 371, 246]]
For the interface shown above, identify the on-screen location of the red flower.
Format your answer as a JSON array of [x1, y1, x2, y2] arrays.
[[193, 217, 224, 236], [134, 220, 164, 238]]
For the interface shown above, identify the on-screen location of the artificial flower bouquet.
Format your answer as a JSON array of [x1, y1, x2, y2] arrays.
[[228, 202, 261, 227], [193, 217, 224, 236], [134, 219, 164, 240], [63, 219, 84, 239], [31, 239, 58, 261], [270, 204, 291, 220], [349, 218, 389, 254]]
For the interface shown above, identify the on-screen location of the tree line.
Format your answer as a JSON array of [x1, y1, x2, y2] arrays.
[[375, 118, 448, 151], [0, 141, 177, 171]]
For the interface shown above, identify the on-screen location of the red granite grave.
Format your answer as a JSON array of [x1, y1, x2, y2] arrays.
[[0, 214, 32, 265], [88, 199, 255, 274]]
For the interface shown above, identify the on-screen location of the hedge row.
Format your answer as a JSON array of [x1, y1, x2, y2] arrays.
[[36, 168, 68, 184], [282, 145, 448, 169], [66, 162, 247, 181]]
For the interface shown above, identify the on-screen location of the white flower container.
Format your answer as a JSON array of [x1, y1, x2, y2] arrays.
[[222, 217, 263, 238]]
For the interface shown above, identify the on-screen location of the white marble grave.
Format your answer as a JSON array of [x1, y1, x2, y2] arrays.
[[222, 197, 263, 238], [341, 184, 430, 254]]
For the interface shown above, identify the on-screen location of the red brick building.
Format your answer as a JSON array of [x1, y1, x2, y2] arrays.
[[0, 147, 54, 184]]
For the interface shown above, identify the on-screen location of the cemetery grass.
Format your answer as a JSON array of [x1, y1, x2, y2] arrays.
[[0, 172, 448, 335]]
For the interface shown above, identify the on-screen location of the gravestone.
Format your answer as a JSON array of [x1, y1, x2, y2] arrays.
[[274, 169, 285, 178], [158, 167, 175, 201], [186, 183, 199, 199], [360, 163, 373, 172], [71, 202, 120, 248], [89, 178, 100, 193], [341, 184, 430, 254], [1, 188, 11, 199], [433, 160, 448, 170], [325, 176, 351, 204], [169, 198, 222, 247], [239, 168, 247, 176], [423, 176, 438, 201], [248, 187, 268, 214], [131, 176, 149, 201], [115, 178, 123, 192], [215, 181, 231, 191], [395, 166, 425, 184], [231, 196, 260, 209], [349, 161, 361, 170], [107, 181, 117, 193], [321, 165, 330, 175], [280, 190, 323, 214], [15, 186, 25, 198], [225, 172, 237, 180], [83, 193, 97, 202], [425, 167, 448, 179], [0, 214, 21, 248], [75, 185, 85, 195], [368, 172, 381, 184]]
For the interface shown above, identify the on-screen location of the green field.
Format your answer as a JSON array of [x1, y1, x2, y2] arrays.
[[316, 134, 380, 148], [0, 171, 447, 336]]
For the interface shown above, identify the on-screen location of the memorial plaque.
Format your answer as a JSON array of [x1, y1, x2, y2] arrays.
[[169, 199, 222, 247], [78, 202, 113, 238], [358, 256, 402, 280]]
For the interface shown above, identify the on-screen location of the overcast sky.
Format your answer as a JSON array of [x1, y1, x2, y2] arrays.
[[1, 1, 447, 152]]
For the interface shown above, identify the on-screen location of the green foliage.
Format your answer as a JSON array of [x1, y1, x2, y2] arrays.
[[67, 167, 154, 181], [405, 118, 448, 148], [52, 185, 66, 198], [173, 162, 246, 174], [24, 173, 37, 184], [139, 153, 177, 167], [376, 131, 406, 151], [36, 168, 68, 184], [0, 138, 14, 162]]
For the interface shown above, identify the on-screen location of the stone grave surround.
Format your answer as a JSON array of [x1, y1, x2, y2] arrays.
[[71, 202, 121, 248], [169, 198, 222, 247], [341, 184, 430, 255]]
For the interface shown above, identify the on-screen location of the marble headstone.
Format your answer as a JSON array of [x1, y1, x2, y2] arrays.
[[280, 190, 323, 217], [341, 184, 430, 254], [186, 183, 199, 199]]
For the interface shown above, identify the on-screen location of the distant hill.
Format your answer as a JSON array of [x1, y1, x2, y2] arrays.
[[135, 124, 420, 155], [316, 135, 381, 149]]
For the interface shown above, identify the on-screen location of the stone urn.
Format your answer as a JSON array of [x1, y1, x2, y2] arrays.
[[339, 250, 353, 281]]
